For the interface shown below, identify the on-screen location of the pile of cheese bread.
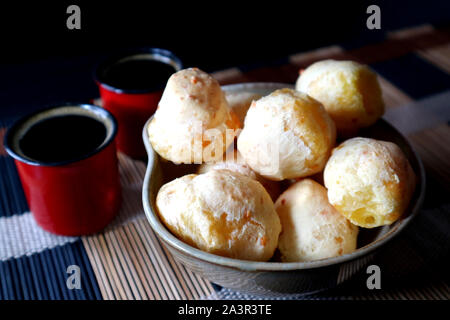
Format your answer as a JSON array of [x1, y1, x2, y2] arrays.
[[147, 61, 416, 262]]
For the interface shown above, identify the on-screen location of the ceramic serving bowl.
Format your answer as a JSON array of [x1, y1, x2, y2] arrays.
[[142, 82, 425, 297]]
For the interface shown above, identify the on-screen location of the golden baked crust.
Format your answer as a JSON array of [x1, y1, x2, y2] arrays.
[[275, 179, 358, 262], [156, 170, 281, 261], [148, 68, 240, 164], [237, 88, 336, 180], [324, 137, 416, 228], [296, 60, 384, 135]]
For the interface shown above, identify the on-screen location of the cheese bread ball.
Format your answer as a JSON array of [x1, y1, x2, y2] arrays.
[[197, 148, 280, 200], [156, 170, 281, 261], [296, 60, 384, 134], [148, 68, 240, 164], [324, 137, 416, 228], [275, 179, 358, 262], [237, 88, 336, 180]]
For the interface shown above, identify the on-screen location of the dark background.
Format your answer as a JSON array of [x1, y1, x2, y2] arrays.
[[0, 0, 449, 118]]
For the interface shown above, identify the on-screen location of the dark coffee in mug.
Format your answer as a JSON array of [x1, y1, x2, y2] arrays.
[[8, 105, 116, 166], [101, 58, 177, 91], [19, 114, 107, 163]]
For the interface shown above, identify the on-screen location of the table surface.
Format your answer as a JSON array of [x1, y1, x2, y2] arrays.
[[0, 24, 449, 300]]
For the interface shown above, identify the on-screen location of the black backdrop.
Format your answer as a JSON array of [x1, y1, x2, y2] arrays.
[[0, 0, 449, 118], [1, 0, 449, 70]]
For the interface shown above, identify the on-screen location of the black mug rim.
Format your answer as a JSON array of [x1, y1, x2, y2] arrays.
[[4, 103, 118, 167], [94, 47, 183, 94]]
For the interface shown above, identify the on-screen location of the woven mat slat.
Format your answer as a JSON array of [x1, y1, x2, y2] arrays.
[[409, 125, 450, 187], [418, 43, 450, 74]]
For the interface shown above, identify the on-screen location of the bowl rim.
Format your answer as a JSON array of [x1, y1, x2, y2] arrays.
[[142, 82, 426, 272]]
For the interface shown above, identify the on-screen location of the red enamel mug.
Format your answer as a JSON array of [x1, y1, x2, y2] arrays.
[[4, 104, 121, 236], [94, 47, 183, 159]]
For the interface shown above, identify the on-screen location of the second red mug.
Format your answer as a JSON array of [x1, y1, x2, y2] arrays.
[[95, 48, 183, 159]]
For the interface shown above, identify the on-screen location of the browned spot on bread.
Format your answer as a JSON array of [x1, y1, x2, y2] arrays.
[[225, 111, 241, 130], [260, 236, 267, 246], [202, 140, 211, 147], [346, 220, 354, 229]]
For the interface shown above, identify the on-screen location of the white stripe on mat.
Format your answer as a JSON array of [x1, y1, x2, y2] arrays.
[[0, 153, 147, 261], [0, 212, 78, 260]]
